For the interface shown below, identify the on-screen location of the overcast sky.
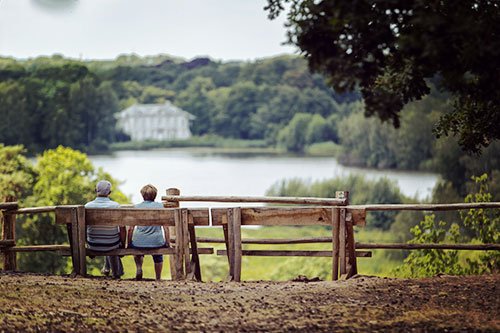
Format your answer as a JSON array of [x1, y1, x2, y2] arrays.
[[0, 0, 297, 62]]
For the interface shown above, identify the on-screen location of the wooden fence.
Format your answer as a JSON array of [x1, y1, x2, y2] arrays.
[[2, 189, 500, 281]]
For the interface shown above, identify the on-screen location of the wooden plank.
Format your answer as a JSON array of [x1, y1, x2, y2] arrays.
[[56, 207, 78, 273], [77, 206, 86, 277], [182, 209, 191, 276], [212, 207, 366, 226], [162, 195, 347, 206], [165, 188, 180, 281], [332, 208, 339, 281], [194, 236, 335, 244], [6, 206, 57, 215], [345, 220, 357, 278], [70, 208, 80, 275], [226, 209, 235, 281], [0, 202, 18, 210], [3, 245, 71, 252], [188, 214, 202, 281], [348, 202, 500, 211], [355, 243, 500, 250], [339, 208, 346, 276], [193, 237, 500, 250], [216, 250, 372, 257], [349, 208, 366, 226], [174, 209, 185, 280], [222, 223, 232, 276], [2, 196, 17, 271], [85, 208, 209, 226], [55, 206, 77, 224], [232, 207, 242, 282], [0, 240, 15, 247], [82, 248, 213, 257]]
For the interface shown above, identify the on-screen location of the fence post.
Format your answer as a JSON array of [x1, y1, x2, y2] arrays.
[[56, 206, 80, 275], [76, 206, 87, 277], [232, 207, 242, 282], [225, 209, 235, 281], [173, 208, 185, 280], [332, 207, 339, 280], [181, 209, 191, 276], [341, 191, 357, 278], [1, 196, 17, 271], [335, 191, 348, 279], [165, 188, 180, 280], [187, 212, 202, 281]]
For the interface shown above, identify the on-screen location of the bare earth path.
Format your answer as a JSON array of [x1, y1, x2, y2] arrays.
[[0, 272, 499, 332]]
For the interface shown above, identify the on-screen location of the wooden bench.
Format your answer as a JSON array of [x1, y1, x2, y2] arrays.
[[55, 206, 211, 280], [211, 206, 368, 281]]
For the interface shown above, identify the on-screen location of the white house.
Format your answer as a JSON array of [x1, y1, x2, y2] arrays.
[[116, 101, 195, 141]]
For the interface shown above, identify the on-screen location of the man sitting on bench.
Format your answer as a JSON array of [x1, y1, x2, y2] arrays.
[[85, 180, 126, 279]]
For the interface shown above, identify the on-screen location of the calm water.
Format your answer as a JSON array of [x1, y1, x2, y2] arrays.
[[89, 149, 439, 206]]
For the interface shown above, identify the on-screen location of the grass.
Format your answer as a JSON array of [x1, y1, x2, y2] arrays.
[[110, 135, 271, 151], [104, 226, 407, 281]]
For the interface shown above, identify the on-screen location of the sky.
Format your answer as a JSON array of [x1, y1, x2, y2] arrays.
[[0, 0, 297, 62]]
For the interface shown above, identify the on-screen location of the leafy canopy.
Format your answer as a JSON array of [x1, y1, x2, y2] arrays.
[[0, 145, 129, 273], [265, 0, 500, 153]]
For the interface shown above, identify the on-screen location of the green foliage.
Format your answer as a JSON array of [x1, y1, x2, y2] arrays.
[[266, 0, 500, 153], [0, 145, 130, 274], [277, 113, 313, 152], [338, 86, 445, 170], [110, 135, 269, 151], [0, 144, 35, 199], [394, 174, 500, 277], [0, 62, 120, 154], [393, 215, 463, 278], [266, 174, 404, 230], [459, 174, 500, 273]]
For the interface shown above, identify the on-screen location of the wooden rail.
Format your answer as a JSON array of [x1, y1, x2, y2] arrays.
[[349, 202, 500, 211], [194, 237, 500, 250], [2, 191, 500, 282], [162, 195, 347, 206]]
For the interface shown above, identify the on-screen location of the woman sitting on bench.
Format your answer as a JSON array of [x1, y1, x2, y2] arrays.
[[128, 184, 170, 280]]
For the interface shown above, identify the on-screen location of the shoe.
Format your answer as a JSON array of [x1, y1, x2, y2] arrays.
[[136, 270, 143, 281], [101, 268, 110, 277]]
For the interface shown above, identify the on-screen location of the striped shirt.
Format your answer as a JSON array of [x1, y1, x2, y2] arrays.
[[85, 197, 121, 251], [131, 201, 166, 248]]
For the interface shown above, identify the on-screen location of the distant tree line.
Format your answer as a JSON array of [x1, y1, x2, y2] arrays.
[[1, 53, 499, 197], [0, 54, 361, 154]]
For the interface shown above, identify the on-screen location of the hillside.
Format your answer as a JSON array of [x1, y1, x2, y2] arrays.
[[0, 272, 498, 331]]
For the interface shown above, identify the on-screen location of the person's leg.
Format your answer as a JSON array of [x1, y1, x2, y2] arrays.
[[101, 256, 111, 276], [153, 255, 163, 280], [134, 255, 144, 280], [108, 256, 122, 279], [116, 256, 124, 277]]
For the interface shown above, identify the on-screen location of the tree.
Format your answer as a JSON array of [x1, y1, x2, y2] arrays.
[[277, 113, 313, 152], [176, 77, 216, 135], [0, 144, 35, 200], [265, 0, 500, 153], [4, 145, 130, 274]]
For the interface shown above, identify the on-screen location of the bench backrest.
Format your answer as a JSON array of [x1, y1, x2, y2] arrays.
[[56, 207, 210, 226], [85, 208, 209, 226]]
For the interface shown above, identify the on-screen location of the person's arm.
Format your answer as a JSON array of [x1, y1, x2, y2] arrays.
[[164, 226, 170, 248], [120, 226, 127, 248]]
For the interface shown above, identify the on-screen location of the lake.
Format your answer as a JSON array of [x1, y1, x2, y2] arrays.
[[89, 148, 438, 207], [89, 149, 439, 206]]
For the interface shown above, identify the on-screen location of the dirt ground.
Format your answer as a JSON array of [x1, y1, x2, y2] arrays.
[[0, 272, 499, 332]]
